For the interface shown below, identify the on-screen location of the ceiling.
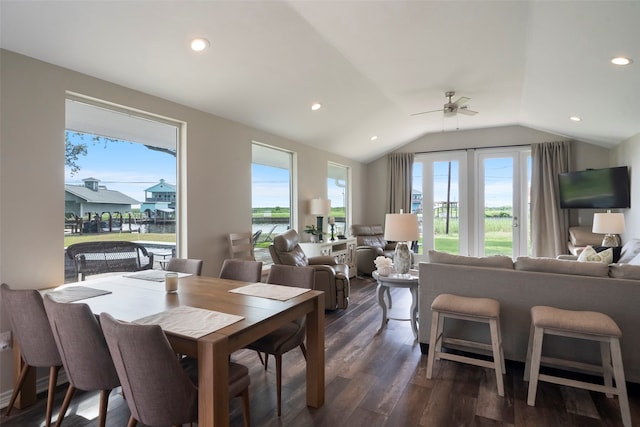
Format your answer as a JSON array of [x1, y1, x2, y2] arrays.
[[2, 1, 639, 163]]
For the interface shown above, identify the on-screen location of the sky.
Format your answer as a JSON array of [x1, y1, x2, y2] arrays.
[[251, 163, 291, 208], [251, 164, 346, 209], [66, 131, 526, 210], [65, 132, 176, 205], [413, 157, 531, 208]]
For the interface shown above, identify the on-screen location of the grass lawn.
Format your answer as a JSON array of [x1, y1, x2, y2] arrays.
[[64, 233, 176, 247], [433, 231, 513, 256], [431, 217, 515, 256]]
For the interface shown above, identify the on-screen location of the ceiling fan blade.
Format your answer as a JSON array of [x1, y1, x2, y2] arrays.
[[453, 96, 470, 107], [410, 109, 443, 116], [458, 106, 478, 116]]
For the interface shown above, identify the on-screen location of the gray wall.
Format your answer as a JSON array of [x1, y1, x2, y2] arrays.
[[611, 131, 640, 241]]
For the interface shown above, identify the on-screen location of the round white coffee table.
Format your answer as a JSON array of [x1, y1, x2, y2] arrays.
[[372, 271, 419, 339]]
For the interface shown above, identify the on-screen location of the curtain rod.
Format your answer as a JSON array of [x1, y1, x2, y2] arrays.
[[412, 143, 532, 155]]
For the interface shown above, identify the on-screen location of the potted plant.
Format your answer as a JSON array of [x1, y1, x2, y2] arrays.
[[304, 225, 322, 243]]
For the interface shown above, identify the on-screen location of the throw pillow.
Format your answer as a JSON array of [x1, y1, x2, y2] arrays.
[[618, 238, 640, 263], [628, 252, 640, 266], [577, 245, 613, 264]]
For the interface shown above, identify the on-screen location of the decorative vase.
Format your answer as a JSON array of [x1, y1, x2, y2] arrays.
[[394, 242, 412, 274], [377, 266, 393, 277], [310, 234, 317, 243]]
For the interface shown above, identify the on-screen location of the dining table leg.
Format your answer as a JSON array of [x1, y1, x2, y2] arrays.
[[198, 333, 230, 427], [305, 293, 325, 408]]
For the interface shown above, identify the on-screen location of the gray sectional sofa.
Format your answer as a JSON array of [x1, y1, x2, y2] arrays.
[[418, 250, 640, 383]]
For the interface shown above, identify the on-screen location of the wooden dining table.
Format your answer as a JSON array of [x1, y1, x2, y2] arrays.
[[14, 273, 325, 426]]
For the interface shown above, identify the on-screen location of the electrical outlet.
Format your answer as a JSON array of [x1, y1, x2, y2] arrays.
[[0, 331, 12, 351]]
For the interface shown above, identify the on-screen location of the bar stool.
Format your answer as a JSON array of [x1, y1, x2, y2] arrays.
[[426, 293, 505, 396], [524, 306, 631, 427]]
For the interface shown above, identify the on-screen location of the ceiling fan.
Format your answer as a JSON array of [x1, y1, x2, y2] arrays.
[[411, 91, 478, 117]]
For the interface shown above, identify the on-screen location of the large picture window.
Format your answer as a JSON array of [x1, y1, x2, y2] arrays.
[[327, 162, 349, 237], [252, 143, 295, 264], [64, 98, 179, 282]]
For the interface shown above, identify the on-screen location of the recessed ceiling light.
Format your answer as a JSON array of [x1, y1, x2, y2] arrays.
[[370, 135, 378, 142], [611, 56, 632, 66], [569, 116, 582, 122], [190, 38, 210, 52], [311, 103, 322, 111]]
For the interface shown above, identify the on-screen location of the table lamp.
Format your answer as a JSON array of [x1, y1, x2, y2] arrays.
[[592, 211, 625, 247], [384, 210, 419, 274], [309, 197, 331, 242]]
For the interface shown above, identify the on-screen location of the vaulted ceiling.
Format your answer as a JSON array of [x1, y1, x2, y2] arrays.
[[2, 1, 639, 163]]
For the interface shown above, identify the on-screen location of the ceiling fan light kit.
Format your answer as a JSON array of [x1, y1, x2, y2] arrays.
[[412, 90, 479, 117]]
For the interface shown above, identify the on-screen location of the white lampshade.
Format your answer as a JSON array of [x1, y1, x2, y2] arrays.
[[592, 213, 625, 235], [384, 213, 419, 242], [309, 198, 330, 215]]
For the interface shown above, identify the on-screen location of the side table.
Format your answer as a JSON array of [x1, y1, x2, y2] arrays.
[[372, 271, 420, 339]]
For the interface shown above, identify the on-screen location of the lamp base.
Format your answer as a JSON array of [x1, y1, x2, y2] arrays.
[[394, 242, 412, 274], [601, 234, 621, 247], [316, 216, 324, 242]]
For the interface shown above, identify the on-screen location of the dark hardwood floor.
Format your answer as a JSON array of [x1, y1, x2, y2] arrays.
[[3, 276, 639, 426]]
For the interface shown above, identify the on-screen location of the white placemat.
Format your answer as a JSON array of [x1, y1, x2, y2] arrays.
[[123, 270, 191, 282], [133, 306, 244, 339], [44, 286, 112, 303], [229, 283, 311, 301]]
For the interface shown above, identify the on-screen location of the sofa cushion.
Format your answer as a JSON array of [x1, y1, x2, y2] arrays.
[[609, 263, 640, 280], [569, 226, 606, 247], [427, 250, 514, 269], [577, 246, 613, 264], [618, 238, 640, 264], [515, 256, 609, 277]]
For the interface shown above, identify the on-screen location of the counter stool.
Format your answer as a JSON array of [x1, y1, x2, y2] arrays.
[[524, 306, 631, 427], [426, 293, 505, 396]]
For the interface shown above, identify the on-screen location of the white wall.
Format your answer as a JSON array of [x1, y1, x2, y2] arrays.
[[611, 132, 640, 241], [0, 49, 365, 395]]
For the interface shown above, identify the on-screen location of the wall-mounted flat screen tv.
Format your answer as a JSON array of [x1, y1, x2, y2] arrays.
[[558, 166, 630, 209]]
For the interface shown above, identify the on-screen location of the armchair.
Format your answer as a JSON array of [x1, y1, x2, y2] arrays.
[[268, 229, 349, 310], [350, 224, 397, 275]]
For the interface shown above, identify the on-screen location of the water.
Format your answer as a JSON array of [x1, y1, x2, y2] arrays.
[[251, 223, 290, 242]]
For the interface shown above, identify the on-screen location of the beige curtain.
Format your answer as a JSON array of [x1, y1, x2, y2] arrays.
[[531, 141, 572, 257], [387, 152, 414, 214]]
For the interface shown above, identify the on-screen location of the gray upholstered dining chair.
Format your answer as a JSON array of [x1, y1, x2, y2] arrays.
[[166, 257, 204, 275], [0, 284, 62, 427], [100, 312, 251, 427], [43, 295, 120, 427], [246, 264, 314, 416], [219, 258, 263, 283]]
